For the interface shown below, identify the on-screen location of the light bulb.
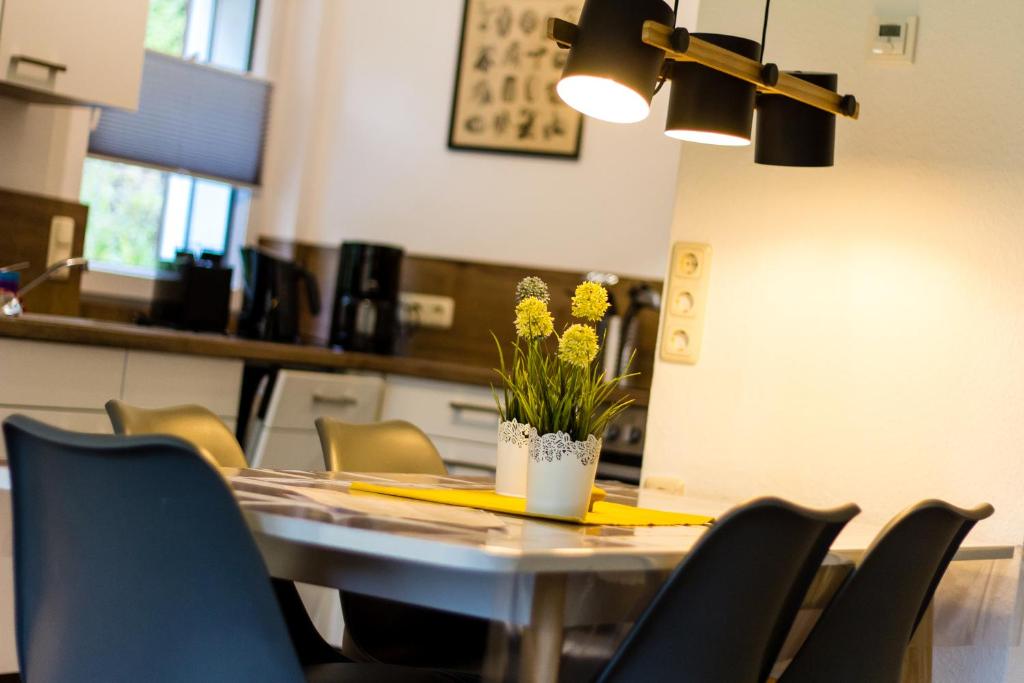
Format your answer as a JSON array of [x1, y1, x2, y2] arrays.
[[556, 75, 651, 124], [665, 129, 751, 146]]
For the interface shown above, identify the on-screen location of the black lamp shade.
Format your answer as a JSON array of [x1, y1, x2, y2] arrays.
[[755, 72, 838, 167], [665, 34, 761, 146], [557, 0, 674, 123]]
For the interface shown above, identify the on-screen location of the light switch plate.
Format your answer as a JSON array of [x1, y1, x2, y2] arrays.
[[47, 216, 76, 280], [660, 242, 711, 365]]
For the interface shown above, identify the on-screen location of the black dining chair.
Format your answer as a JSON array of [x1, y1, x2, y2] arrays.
[[2, 415, 476, 683], [778, 499, 994, 683], [595, 497, 861, 683], [104, 399, 345, 668]]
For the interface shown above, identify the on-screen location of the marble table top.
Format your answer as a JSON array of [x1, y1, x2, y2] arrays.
[[227, 469, 1013, 575], [229, 469, 721, 573]]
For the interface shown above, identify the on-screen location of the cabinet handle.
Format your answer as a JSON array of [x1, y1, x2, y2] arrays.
[[312, 392, 358, 407], [449, 401, 500, 416], [11, 55, 68, 73]]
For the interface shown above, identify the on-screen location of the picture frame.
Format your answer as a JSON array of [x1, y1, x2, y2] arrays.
[[448, 0, 584, 160]]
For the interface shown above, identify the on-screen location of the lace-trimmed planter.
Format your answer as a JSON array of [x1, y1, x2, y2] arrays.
[[526, 430, 602, 520], [495, 419, 532, 497]]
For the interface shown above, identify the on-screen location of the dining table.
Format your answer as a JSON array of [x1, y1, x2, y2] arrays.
[[0, 465, 1019, 682], [222, 468, 1018, 683]]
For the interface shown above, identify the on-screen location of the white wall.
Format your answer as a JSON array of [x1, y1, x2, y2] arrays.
[[250, 0, 691, 279], [644, 1, 1024, 679], [0, 97, 90, 201]]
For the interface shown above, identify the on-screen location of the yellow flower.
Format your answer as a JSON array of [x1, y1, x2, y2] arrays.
[[571, 282, 610, 322], [515, 297, 554, 339], [559, 324, 599, 367]]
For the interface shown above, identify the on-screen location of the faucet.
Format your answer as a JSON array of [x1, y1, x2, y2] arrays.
[[1, 258, 89, 317]]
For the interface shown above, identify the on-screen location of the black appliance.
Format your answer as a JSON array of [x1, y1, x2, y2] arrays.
[[238, 247, 321, 343], [329, 242, 403, 354], [151, 251, 232, 333]]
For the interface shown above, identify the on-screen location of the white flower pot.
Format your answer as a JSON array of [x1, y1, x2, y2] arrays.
[[495, 419, 532, 497], [526, 431, 602, 520]]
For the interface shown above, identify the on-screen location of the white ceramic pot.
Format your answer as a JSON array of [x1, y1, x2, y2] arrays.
[[495, 419, 532, 497], [526, 431, 602, 520]]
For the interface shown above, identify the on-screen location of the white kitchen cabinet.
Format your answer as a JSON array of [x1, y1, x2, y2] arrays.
[[122, 350, 244, 419], [250, 371, 386, 470], [0, 339, 125, 410], [0, 0, 148, 109], [0, 341, 244, 448], [429, 435, 500, 474], [380, 377, 500, 473]]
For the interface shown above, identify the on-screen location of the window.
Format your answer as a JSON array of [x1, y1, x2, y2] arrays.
[[81, 0, 260, 275]]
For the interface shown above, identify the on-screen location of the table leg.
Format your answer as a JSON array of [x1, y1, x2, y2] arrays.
[[520, 574, 567, 683], [902, 603, 934, 683]]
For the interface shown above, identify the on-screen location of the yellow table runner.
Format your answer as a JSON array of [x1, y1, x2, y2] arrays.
[[349, 482, 714, 527]]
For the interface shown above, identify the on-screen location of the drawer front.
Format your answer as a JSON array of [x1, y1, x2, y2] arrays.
[[430, 434, 497, 473], [122, 351, 244, 418], [380, 377, 500, 445], [264, 370, 384, 430], [0, 340, 125, 410], [0, 407, 111, 461], [252, 428, 323, 471]]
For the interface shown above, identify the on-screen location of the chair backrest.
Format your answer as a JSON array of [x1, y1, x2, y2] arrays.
[[106, 399, 248, 468], [597, 497, 860, 683], [315, 417, 447, 474], [2, 415, 304, 683], [779, 499, 994, 683]]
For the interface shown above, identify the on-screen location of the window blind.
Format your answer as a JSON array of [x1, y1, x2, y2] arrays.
[[88, 51, 271, 186]]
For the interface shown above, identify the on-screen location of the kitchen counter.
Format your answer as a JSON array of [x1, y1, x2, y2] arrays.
[[0, 314, 650, 406]]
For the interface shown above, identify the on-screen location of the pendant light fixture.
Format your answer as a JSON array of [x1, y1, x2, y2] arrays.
[[664, 34, 761, 146], [555, 0, 674, 124], [755, 72, 838, 166], [546, 0, 861, 165]]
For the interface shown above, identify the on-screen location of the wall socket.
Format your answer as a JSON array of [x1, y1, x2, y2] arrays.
[[660, 242, 712, 365], [398, 292, 456, 329]]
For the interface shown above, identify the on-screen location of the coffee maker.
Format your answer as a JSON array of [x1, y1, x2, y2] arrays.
[[238, 247, 321, 343], [329, 242, 403, 354]]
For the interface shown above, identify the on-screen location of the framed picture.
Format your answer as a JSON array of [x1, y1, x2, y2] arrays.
[[449, 0, 584, 160]]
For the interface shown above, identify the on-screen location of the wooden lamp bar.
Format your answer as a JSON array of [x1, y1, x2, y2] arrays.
[[546, 18, 860, 120]]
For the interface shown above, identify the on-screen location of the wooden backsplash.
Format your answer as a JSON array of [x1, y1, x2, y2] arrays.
[[0, 187, 88, 316], [261, 238, 662, 389]]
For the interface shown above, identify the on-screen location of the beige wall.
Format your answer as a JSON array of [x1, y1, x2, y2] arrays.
[[249, 0, 694, 279], [644, 1, 1024, 679]]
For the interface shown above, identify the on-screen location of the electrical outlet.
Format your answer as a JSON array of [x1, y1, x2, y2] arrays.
[[399, 293, 455, 330], [660, 242, 711, 365]]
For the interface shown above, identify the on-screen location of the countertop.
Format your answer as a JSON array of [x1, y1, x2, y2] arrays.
[[0, 314, 650, 406]]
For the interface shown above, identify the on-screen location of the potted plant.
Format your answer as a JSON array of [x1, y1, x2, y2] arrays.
[[494, 278, 633, 517], [492, 277, 553, 497]]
